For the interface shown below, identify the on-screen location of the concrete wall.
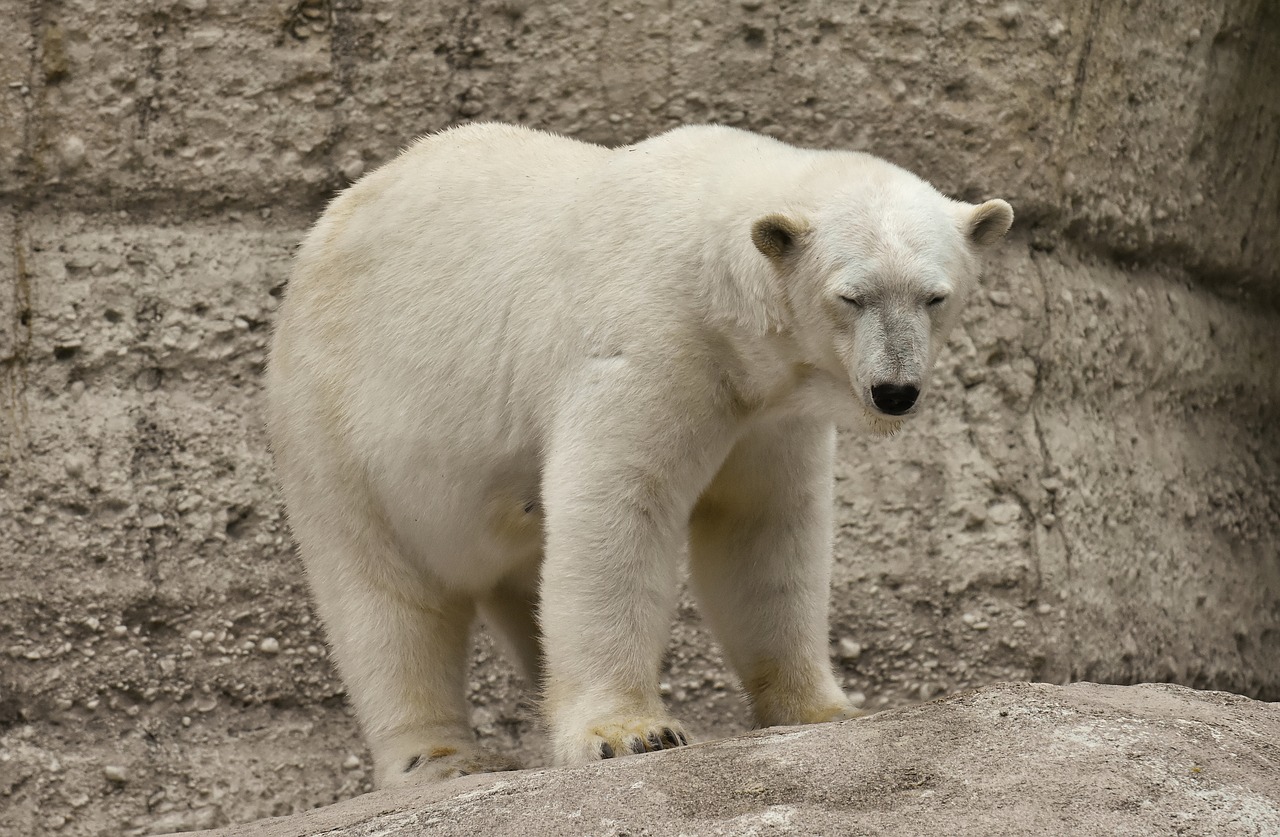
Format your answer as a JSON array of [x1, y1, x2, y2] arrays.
[[1, 0, 1277, 833]]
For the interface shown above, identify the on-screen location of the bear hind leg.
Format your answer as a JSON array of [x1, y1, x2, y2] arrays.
[[293, 514, 520, 787], [688, 417, 861, 729]]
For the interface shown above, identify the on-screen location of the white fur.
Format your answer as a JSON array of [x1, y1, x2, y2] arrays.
[[266, 123, 1012, 786]]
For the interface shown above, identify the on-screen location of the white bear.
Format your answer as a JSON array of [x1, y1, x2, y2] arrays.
[[266, 122, 1013, 788]]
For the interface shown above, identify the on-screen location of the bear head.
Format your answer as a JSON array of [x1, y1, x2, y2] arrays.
[[751, 168, 1013, 436]]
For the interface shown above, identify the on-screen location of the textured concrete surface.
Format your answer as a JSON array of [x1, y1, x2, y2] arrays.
[[2, 0, 1278, 835], [185, 682, 1280, 837]]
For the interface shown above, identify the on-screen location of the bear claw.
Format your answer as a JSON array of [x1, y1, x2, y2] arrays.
[[576, 719, 691, 764]]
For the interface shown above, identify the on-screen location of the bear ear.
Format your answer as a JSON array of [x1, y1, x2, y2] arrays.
[[964, 199, 1014, 247], [751, 213, 809, 261]]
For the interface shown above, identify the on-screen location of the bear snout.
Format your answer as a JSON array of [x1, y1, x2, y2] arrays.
[[870, 383, 919, 416]]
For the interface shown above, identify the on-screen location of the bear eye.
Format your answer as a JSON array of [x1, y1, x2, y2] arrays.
[[927, 295, 948, 308], [839, 295, 865, 308]]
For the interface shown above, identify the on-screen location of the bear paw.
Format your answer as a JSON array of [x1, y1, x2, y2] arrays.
[[381, 745, 521, 787], [558, 718, 691, 765], [752, 695, 868, 729]]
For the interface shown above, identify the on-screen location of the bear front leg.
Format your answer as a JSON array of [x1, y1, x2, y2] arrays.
[[689, 416, 862, 728], [539, 384, 736, 765]]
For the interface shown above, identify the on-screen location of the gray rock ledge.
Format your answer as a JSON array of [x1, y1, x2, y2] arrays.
[[186, 682, 1280, 837]]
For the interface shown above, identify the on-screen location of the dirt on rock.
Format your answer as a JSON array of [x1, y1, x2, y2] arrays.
[[1, 1, 1278, 835]]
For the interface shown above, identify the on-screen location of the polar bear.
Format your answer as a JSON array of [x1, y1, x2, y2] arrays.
[[266, 122, 1012, 788]]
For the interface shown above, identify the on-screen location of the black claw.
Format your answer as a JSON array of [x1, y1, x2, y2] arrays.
[[599, 742, 615, 759], [646, 732, 663, 751], [457, 770, 470, 777], [627, 737, 646, 754], [661, 728, 681, 748], [677, 731, 689, 746], [404, 755, 423, 773]]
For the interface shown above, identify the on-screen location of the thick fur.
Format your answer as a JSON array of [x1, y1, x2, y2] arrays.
[[266, 123, 1013, 787]]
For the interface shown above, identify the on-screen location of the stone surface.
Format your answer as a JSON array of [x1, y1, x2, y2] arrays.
[[186, 682, 1280, 837], [1, 0, 1278, 835]]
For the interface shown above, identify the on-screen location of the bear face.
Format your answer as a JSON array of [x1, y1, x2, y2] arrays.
[[752, 180, 1013, 435]]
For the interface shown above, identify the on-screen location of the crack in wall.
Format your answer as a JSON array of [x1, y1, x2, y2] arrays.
[[316, 0, 356, 190], [3, 3, 42, 462], [136, 5, 165, 138], [2, 218, 33, 456], [768, 4, 783, 75], [1027, 248, 1074, 587], [953, 251, 1054, 601], [1242, 137, 1278, 261], [665, 0, 676, 121], [442, 0, 484, 124], [21, 0, 49, 189], [1065, 0, 1102, 135]]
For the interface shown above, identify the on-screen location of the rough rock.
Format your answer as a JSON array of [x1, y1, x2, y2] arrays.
[[186, 682, 1280, 837], [1, 0, 1278, 834]]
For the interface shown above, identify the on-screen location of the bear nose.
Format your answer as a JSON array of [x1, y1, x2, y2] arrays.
[[870, 383, 919, 416]]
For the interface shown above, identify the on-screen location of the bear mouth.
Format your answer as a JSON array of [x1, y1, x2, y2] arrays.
[[858, 403, 912, 437]]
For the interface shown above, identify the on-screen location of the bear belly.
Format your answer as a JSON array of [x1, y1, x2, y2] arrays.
[[373, 452, 545, 594]]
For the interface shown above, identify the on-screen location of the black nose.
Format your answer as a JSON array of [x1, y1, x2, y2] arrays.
[[870, 383, 919, 415]]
